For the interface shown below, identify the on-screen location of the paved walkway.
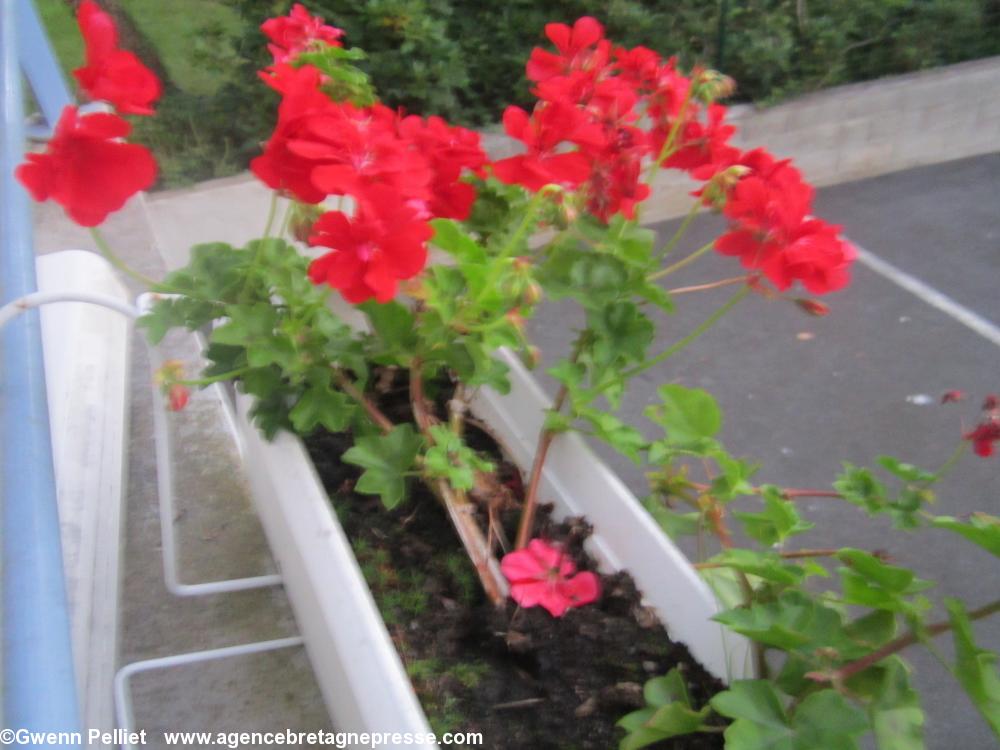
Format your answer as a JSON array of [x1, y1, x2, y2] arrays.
[[531, 153, 1000, 748]]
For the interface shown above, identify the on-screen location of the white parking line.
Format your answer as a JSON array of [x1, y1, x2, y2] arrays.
[[853, 243, 1000, 348]]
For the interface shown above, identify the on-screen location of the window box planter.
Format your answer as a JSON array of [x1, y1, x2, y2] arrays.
[[229, 347, 751, 747]]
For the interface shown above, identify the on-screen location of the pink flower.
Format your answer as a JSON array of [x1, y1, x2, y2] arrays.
[[500, 539, 601, 617]]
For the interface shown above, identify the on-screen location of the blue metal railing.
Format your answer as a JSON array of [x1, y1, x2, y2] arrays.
[[1, 0, 81, 739]]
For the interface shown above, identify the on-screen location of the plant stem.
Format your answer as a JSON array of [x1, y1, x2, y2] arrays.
[[668, 275, 747, 296], [179, 367, 251, 387], [933, 441, 968, 483], [808, 598, 1000, 684], [89, 227, 160, 288], [333, 370, 394, 434], [588, 285, 749, 398], [514, 383, 571, 551], [781, 488, 843, 499], [261, 192, 279, 239], [694, 548, 840, 569], [648, 240, 716, 281], [657, 201, 701, 259], [409, 359, 508, 605], [514, 336, 585, 550], [473, 186, 558, 309]]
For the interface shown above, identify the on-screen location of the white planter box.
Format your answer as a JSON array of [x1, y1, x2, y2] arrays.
[[232, 349, 751, 749]]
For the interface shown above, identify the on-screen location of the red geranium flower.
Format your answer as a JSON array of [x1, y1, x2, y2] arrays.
[[261, 3, 344, 64], [16, 106, 157, 227], [492, 103, 601, 192], [965, 420, 1000, 458], [500, 539, 601, 617], [73, 0, 161, 115], [307, 187, 432, 303]]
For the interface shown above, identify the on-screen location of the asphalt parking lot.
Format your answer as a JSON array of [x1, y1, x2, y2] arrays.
[[529, 153, 1000, 748]]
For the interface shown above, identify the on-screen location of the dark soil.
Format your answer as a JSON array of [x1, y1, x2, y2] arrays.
[[304, 373, 725, 750]]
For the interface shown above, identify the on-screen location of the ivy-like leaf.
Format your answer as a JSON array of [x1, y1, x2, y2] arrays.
[[424, 424, 494, 491], [712, 682, 868, 750], [360, 300, 418, 355], [869, 657, 926, 750], [946, 598, 1000, 737], [735, 487, 814, 546], [289, 383, 354, 434], [932, 513, 1000, 558], [430, 218, 487, 264], [342, 424, 424, 509], [578, 407, 647, 464], [645, 384, 722, 445], [710, 680, 792, 749], [837, 548, 933, 614], [877, 455, 937, 484]]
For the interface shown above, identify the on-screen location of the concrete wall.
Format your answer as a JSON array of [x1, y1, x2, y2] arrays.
[[643, 55, 1000, 222]]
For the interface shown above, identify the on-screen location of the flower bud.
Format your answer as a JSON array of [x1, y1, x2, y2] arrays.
[[794, 298, 830, 317], [521, 280, 542, 307], [520, 346, 541, 369], [692, 69, 736, 103], [154, 359, 185, 386], [288, 202, 325, 244], [698, 164, 750, 209], [940, 390, 965, 404], [167, 383, 190, 412]]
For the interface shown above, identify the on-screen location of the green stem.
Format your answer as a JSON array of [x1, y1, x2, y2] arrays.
[[933, 441, 968, 483], [586, 285, 748, 398], [277, 199, 294, 240], [657, 202, 701, 259], [89, 228, 160, 288], [473, 186, 559, 308], [648, 240, 716, 281], [178, 367, 251, 387], [261, 193, 279, 239]]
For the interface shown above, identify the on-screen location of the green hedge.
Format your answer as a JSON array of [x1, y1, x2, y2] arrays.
[[126, 0, 1000, 185]]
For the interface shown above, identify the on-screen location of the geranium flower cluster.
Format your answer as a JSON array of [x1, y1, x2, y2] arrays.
[[964, 395, 1000, 458], [250, 16, 487, 303], [492, 17, 855, 294], [16, 0, 158, 227]]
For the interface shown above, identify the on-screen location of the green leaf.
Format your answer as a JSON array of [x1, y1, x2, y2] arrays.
[[834, 463, 888, 514], [430, 218, 487, 264], [735, 488, 814, 546], [642, 497, 701, 539], [877, 455, 937, 484], [870, 657, 926, 750], [712, 683, 868, 750], [714, 590, 844, 651], [289, 383, 354, 434], [791, 689, 869, 749], [707, 549, 822, 588], [423, 424, 494, 491], [711, 680, 793, 750], [932, 514, 1000, 558], [837, 549, 932, 614], [643, 668, 692, 707], [646, 703, 712, 739], [618, 708, 665, 750], [138, 296, 223, 344], [342, 425, 424, 509], [946, 598, 1000, 737], [645, 384, 722, 444], [587, 301, 654, 368], [360, 300, 417, 353], [578, 407, 647, 464]]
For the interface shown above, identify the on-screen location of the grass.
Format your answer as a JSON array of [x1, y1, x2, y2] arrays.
[[119, 0, 245, 95], [35, 0, 246, 96], [35, 0, 85, 78]]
